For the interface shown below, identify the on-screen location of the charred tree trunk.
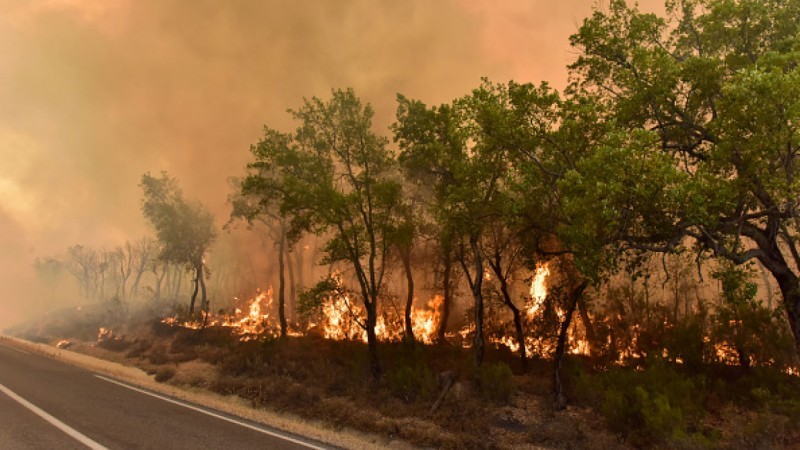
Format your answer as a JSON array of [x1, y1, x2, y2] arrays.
[[278, 225, 288, 338], [365, 299, 381, 378], [294, 239, 304, 320], [554, 281, 588, 410], [744, 228, 800, 357], [464, 234, 485, 367], [189, 264, 200, 316], [773, 271, 800, 355], [287, 249, 296, 324], [500, 280, 527, 371], [402, 249, 416, 344], [437, 246, 453, 344], [199, 263, 208, 313], [488, 249, 527, 371]]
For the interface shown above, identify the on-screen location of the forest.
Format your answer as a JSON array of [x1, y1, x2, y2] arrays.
[[13, 1, 800, 448]]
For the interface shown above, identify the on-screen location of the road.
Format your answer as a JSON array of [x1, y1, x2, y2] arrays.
[[0, 341, 333, 449]]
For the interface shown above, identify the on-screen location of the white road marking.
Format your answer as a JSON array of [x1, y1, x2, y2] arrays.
[[0, 382, 108, 450], [94, 375, 327, 450], [0, 343, 31, 355]]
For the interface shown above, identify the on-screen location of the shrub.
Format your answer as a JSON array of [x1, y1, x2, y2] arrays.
[[593, 363, 706, 446], [154, 365, 176, 382], [148, 344, 169, 365], [386, 364, 434, 402], [472, 362, 515, 404]]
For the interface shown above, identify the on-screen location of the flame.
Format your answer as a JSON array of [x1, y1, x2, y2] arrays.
[[488, 262, 592, 358], [160, 287, 277, 341], [411, 295, 442, 344], [158, 262, 599, 362], [528, 263, 550, 317]]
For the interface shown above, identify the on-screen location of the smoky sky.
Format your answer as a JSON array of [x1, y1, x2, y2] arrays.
[[0, 0, 664, 327]]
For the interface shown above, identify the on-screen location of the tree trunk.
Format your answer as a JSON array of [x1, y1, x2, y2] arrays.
[[278, 225, 288, 338], [554, 281, 588, 410], [437, 248, 453, 343], [771, 270, 800, 354], [402, 249, 416, 344], [294, 239, 304, 321], [365, 299, 381, 378], [752, 243, 800, 357], [499, 278, 527, 371], [287, 249, 296, 324], [189, 265, 200, 316], [199, 263, 208, 312], [469, 235, 485, 367]]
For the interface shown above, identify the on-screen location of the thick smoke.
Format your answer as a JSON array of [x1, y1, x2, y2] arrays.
[[0, 0, 663, 328]]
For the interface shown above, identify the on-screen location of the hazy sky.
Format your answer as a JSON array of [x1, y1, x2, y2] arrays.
[[0, 0, 664, 327]]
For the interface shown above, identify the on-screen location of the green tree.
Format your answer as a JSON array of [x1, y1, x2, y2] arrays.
[[394, 88, 514, 366], [140, 172, 217, 316], [229, 177, 291, 338], [565, 0, 800, 354], [243, 89, 402, 377]]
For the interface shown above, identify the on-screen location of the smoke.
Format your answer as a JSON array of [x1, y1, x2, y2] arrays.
[[0, 0, 663, 329]]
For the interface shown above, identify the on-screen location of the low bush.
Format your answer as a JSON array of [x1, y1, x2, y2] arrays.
[[472, 362, 515, 404], [154, 365, 176, 382]]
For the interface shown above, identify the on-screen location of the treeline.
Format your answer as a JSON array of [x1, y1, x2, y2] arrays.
[[227, 0, 800, 386], [35, 0, 800, 409], [34, 238, 192, 308]]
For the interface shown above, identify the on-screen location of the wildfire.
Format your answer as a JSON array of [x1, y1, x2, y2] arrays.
[[160, 262, 597, 360], [411, 295, 442, 344], [160, 288, 277, 341], [528, 263, 550, 317]]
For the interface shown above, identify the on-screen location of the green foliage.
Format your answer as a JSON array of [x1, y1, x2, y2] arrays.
[[140, 172, 216, 269], [566, 0, 800, 352], [243, 89, 403, 374], [385, 361, 434, 403], [583, 363, 707, 447], [297, 276, 342, 319], [710, 264, 796, 368], [471, 362, 515, 403]]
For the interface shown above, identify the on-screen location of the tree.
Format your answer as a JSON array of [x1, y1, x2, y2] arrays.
[[394, 88, 513, 366], [565, 0, 800, 355], [229, 177, 291, 338], [140, 172, 217, 316], [243, 89, 402, 377]]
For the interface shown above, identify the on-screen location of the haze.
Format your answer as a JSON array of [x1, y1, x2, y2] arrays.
[[0, 0, 662, 328]]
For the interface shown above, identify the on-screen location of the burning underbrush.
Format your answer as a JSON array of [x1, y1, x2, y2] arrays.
[[11, 262, 800, 449], [155, 264, 799, 377]]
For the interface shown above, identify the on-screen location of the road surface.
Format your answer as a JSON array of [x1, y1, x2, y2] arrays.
[[0, 341, 333, 449]]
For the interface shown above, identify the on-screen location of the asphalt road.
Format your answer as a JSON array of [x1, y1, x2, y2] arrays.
[[0, 341, 333, 450]]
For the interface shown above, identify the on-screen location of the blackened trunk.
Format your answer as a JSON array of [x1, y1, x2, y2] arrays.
[[437, 250, 453, 344], [199, 263, 208, 312], [278, 227, 287, 338], [286, 251, 296, 323], [402, 249, 415, 344], [499, 279, 527, 371], [554, 281, 588, 410], [470, 235, 485, 367], [776, 274, 800, 356], [755, 247, 800, 357], [366, 300, 381, 378], [189, 265, 200, 316]]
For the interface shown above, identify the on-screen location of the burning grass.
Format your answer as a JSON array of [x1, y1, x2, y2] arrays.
[[11, 261, 800, 449]]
